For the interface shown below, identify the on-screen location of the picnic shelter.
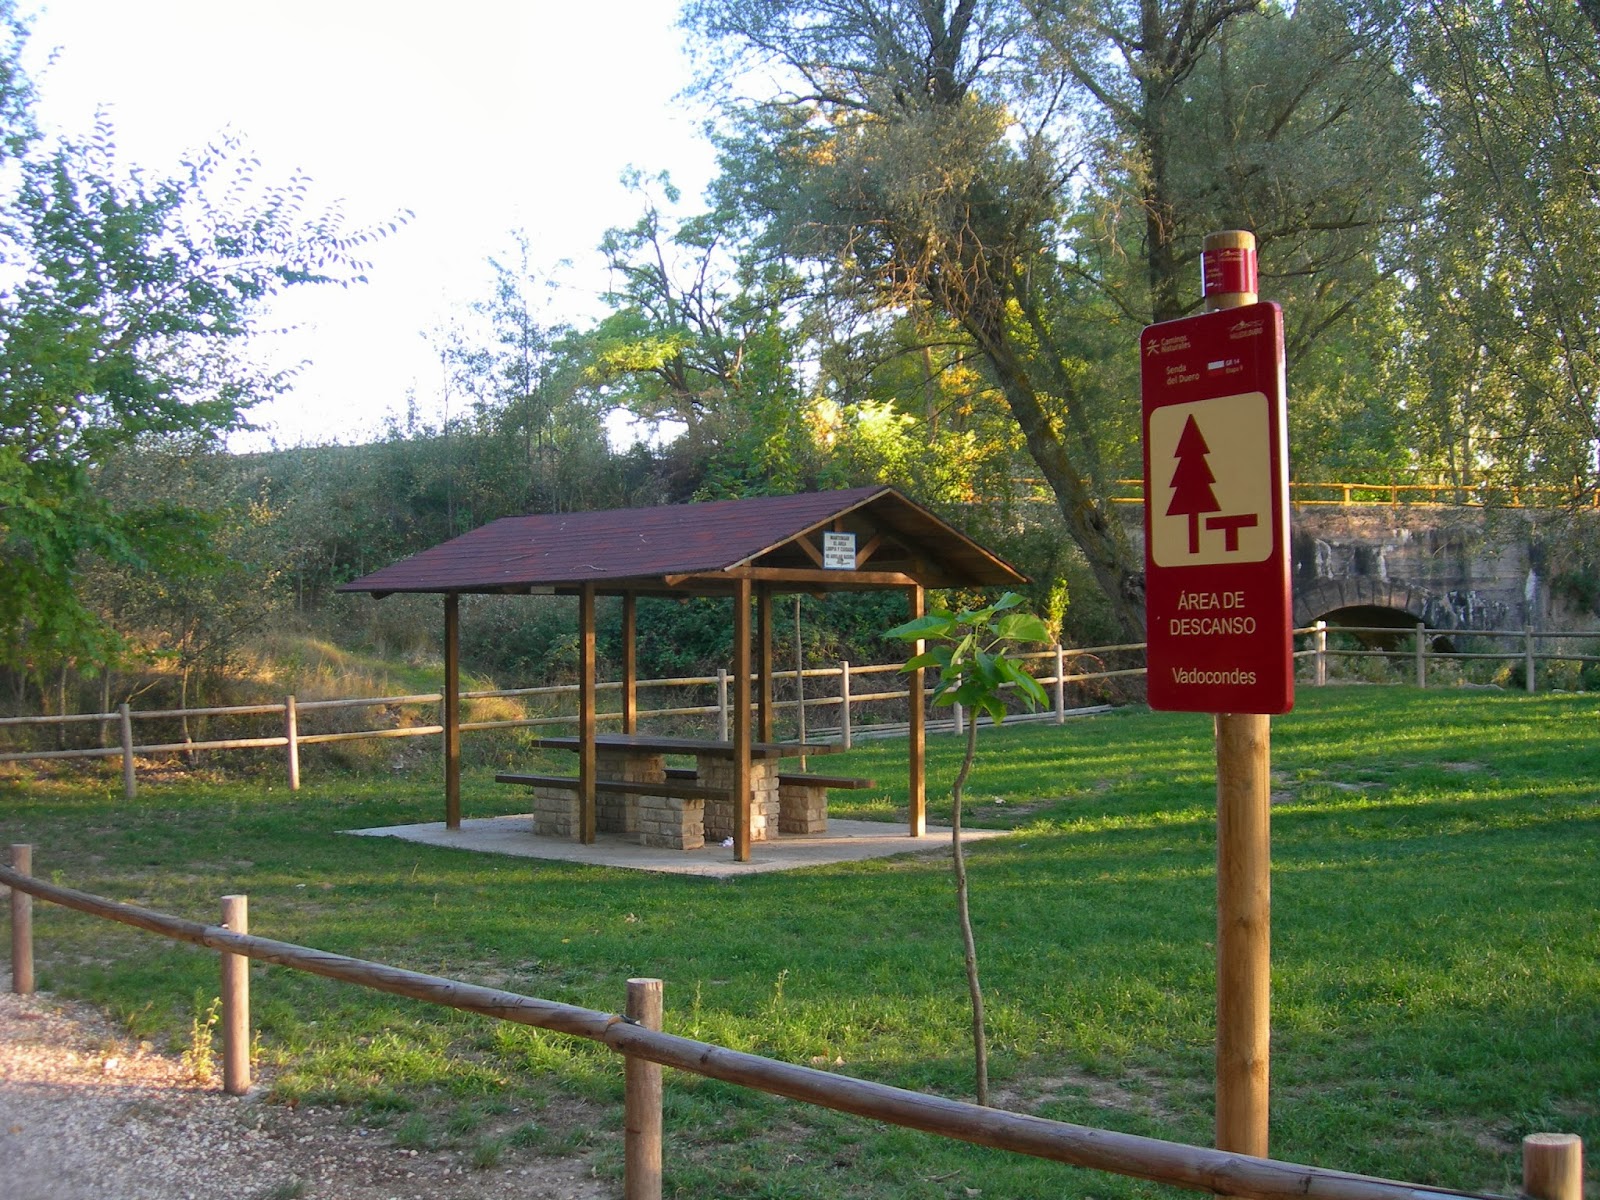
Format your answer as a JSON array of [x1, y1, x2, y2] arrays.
[[340, 486, 1027, 862]]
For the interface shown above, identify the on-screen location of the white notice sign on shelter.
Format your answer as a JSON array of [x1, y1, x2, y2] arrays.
[[823, 532, 856, 570]]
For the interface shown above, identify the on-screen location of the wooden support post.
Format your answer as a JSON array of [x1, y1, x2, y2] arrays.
[[1525, 627, 1537, 694], [716, 669, 729, 742], [10, 844, 33, 995], [1522, 1133, 1583, 1200], [1415, 623, 1427, 689], [1215, 711, 1271, 1158], [1205, 230, 1271, 1162], [119, 702, 136, 801], [757, 584, 775, 743], [1055, 645, 1067, 723], [285, 695, 300, 791], [624, 977, 665, 1200], [580, 584, 598, 845], [839, 660, 853, 750], [952, 701, 965, 736], [622, 593, 638, 735], [221, 894, 250, 1095], [733, 579, 753, 862], [444, 594, 462, 830], [793, 596, 807, 763], [1314, 621, 1327, 687], [907, 585, 926, 838]]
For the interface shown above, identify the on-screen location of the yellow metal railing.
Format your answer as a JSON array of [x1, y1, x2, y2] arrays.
[[1284, 481, 1600, 508], [1018, 480, 1600, 508]]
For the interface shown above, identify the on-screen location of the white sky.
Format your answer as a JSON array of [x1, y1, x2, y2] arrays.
[[23, 0, 717, 450]]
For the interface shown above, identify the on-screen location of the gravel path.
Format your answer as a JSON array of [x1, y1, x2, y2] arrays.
[[0, 982, 614, 1200]]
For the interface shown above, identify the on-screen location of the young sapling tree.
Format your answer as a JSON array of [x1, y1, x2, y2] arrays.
[[887, 591, 1051, 1105]]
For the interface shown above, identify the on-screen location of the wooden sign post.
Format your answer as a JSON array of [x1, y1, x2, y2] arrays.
[[1206, 230, 1273, 1160], [1141, 229, 1288, 1159]]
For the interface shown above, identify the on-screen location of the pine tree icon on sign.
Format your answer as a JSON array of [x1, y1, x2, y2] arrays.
[[1165, 415, 1259, 555], [1166, 415, 1221, 554]]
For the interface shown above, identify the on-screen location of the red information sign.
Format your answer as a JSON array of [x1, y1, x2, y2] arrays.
[[1141, 302, 1293, 714]]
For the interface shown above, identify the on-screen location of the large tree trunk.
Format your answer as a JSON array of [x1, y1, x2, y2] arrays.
[[1140, 0, 1184, 325], [952, 278, 1146, 640], [1143, 116, 1184, 325], [990, 345, 1146, 638], [1579, 0, 1600, 39]]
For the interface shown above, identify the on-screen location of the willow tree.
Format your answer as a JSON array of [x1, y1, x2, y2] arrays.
[[684, 0, 1424, 637], [1397, 0, 1600, 498], [583, 170, 823, 497]]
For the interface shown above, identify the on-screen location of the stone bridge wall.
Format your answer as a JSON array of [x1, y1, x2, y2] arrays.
[[1108, 502, 1592, 632], [1289, 506, 1549, 630]]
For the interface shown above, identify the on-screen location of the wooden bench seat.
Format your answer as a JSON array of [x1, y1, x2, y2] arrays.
[[496, 771, 734, 850], [495, 772, 727, 800], [665, 766, 873, 792], [777, 772, 874, 790], [775, 772, 874, 835], [498, 769, 871, 796]]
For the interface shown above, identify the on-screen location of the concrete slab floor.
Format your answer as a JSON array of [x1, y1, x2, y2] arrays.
[[343, 816, 1010, 879]]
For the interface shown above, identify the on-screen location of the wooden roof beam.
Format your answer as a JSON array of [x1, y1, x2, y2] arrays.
[[665, 567, 919, 588]]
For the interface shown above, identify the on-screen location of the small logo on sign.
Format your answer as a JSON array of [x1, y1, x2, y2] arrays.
[[1147, 334, 1192, 356]]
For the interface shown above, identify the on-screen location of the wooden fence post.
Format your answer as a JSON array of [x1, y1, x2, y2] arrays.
[[221, 894, 250, 1095], [839, 661, 852, 750], [1522, 1133, 1583, 1200], [952, 701, 964, 737], [285, 696, 300, 791], [1314, 622, 1327, 687], [1415, 624, 1427, 689], [716, 669, 729, 742], [625, 977, 664, 1200], [119, 703, 136, 801], [1055, 645, 1067, 723], [1525, 628, 1537, 694], [10, 844, 33, 995]]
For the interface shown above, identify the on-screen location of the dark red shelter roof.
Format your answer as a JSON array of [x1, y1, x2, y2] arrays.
[[340, 486, 1025, 597]]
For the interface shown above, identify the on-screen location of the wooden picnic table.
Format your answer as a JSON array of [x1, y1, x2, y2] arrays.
[[527, 733, 836, 759], [505, 734, 843, 849]]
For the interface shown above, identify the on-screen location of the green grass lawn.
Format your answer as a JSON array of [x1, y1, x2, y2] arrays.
[[2, 686, 1596, 1199]]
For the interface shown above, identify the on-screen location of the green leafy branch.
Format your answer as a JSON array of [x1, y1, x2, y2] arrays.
[[888, 592, 1052, 723]]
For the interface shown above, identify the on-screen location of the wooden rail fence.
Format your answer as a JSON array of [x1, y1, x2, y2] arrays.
[[2, 849, 1583, 1200], [3, 626, 1597, 797], [0, 649, 1145, 797]]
